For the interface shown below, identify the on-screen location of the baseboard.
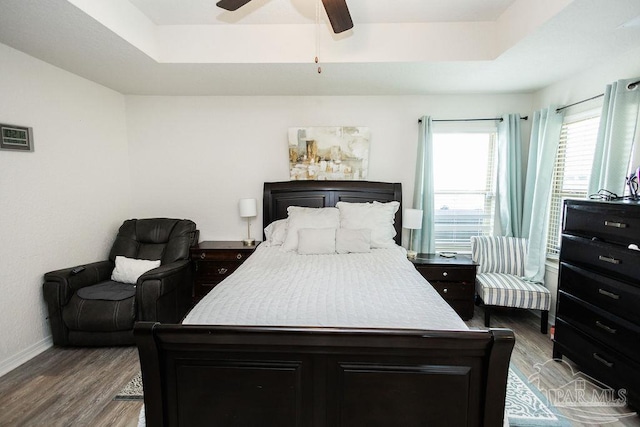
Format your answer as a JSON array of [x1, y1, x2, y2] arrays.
[[0, 335, 53, 378]]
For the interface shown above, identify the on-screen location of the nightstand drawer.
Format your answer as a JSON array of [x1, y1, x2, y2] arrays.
[[430, 281, 474, 300], [196, 261, 241, 278], [194, 280, 224, 299], [190, 241, 259, 301], [415, 266, 475, 283], [192, 250, 251, 262], [410, 254, 477, 321]]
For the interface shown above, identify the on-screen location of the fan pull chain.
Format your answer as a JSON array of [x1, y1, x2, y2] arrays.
[[315, 0, 321, 73]]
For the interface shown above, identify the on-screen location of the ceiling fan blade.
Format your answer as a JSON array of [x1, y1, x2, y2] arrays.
[[216, 0, 253, 11], [321, 0, 353, 34]]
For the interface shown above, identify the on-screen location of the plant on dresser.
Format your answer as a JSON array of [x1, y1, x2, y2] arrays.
[[554, 199, 640, 409], [190, 241, 259, 302]]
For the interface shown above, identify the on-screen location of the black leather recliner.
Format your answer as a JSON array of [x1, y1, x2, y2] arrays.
[[43, 218, 197, 346]]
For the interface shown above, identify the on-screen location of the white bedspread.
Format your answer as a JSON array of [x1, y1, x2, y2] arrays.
[[183, 245, 467, 331]]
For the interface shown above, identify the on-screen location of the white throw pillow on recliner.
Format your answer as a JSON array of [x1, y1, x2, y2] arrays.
[[111, 256, 161, 285]]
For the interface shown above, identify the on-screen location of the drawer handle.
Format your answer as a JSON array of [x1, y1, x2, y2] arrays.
[[592, 353, 614, 368], [595, 320, 617, 334], [236, 253, 243, 260], [443, 288, 448, 294], [217, 268, 228, 275], [598, 255, 620, 264], [442, 272, 448, 277], [200, 253, 206, 260], [604, 220, 627, 228], [598, 288, 620, 300]]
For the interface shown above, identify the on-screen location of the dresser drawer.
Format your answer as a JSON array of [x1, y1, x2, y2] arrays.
[[415, 266, 475, 283], [555, 319, 640, 392], [559, 263, 640, 324], [557, 293, 640, 357], [560, 235, 640, 281], [563, 201, 640, 245]]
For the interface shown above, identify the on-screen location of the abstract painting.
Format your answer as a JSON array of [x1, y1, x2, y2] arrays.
[[288, 127, 370, 180]]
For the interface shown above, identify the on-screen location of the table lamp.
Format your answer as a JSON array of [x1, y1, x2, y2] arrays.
[[403, 208, 423, 259], [239, 198, 257, 246]]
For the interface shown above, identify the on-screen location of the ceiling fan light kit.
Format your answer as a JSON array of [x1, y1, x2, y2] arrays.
[[216, 0, 353, 34]]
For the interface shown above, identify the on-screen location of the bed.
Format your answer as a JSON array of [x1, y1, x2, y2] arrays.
[[135, 180, 515, 427]]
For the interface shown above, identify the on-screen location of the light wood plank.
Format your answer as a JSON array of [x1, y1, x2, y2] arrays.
[[0, 347, 142, 427]]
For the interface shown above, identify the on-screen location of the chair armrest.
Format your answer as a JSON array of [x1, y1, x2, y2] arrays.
[[43, 260, 115, 346], [43, 260, 114, 304], [137, 260, 190, 283], [136, 260, 193, 322]]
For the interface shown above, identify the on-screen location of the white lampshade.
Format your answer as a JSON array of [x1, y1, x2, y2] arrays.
[[239, 198, 257, 218], [403, 208, 423, 230]]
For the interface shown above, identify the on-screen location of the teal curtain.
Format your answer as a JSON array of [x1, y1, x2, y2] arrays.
[[496, 114, 524, 237], [413, 116, 435, 254], [588, 78, 640, 196], [522, 107, 564, 284]]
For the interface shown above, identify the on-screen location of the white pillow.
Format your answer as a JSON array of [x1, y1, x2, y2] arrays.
[[336, 228, 371, 253], [281, 206, 340, 252], [264, 219, 288, 246], [336, 201, 400, 248], [297, 228, 336, 255], [111, 256, 161, 285]]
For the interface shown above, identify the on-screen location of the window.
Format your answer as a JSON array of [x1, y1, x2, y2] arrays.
[[432, 132, 497, 253], [546, 112, 600, 257]]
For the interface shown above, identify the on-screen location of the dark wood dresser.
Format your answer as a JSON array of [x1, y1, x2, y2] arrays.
[[411, 254, 477, 320], [554, 199, 640, 408], [190, 241, 258, 302]]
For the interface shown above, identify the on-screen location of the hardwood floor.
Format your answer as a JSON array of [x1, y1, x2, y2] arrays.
[[0, 346, 142, 427], [0, 307, 638, 426]]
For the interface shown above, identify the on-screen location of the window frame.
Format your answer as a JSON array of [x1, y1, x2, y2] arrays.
[[431, 128, 498, 254], [546, 109, 600, 259]]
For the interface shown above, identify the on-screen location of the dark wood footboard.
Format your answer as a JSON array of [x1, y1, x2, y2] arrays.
[[135, 323, 514, 427]]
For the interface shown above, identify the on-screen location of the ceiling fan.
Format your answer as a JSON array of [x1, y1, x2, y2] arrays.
[[216, 0, 353, 34]]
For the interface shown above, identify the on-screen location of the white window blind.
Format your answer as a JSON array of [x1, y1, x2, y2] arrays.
[[432, 132, 497, 253], [546, 113, 600, 257]]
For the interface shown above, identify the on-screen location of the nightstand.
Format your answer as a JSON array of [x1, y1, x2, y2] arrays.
[[190, 241, 259, 302], [411, 254, 477, 320]]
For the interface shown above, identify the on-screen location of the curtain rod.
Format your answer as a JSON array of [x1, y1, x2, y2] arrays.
[[418, 116, 528, 123], [556, 79, 640, 113], [556, 93, 604, 113]]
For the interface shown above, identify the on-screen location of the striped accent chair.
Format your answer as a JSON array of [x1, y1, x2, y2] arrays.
[[470, 236, 551, 334]]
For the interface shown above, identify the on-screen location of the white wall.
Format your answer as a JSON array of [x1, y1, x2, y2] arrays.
[[533, 46, 640, 320], [0, 43, 131, 376], [125, 94, 534, 242]]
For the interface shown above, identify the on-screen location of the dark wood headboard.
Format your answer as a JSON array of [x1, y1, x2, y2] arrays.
[[263, 181, 403, 245]]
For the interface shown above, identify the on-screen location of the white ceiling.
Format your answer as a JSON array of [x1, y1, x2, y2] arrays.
[[0, 0, 639, 95], [129, 0, 516, 25]]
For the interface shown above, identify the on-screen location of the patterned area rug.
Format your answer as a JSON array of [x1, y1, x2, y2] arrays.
[[115, 367, 567, 426], [507, 365, 569, 426], [114, 373, 143, 400]]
